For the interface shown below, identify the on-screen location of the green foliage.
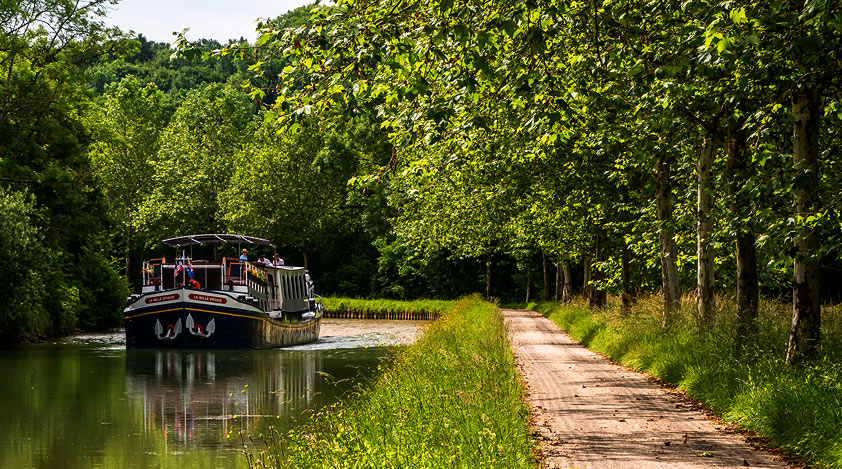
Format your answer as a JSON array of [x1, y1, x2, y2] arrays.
[[221, 114, 349, 263], [213, 0, 842, 307], [0, 188, 50, 339], [0, 0, 133, 339], [537, 296, 842, 467], [138, 83, 252, 241], [244, 296, 534, 468], [87, 75, 172, 278], [72, 241, 129, 329]]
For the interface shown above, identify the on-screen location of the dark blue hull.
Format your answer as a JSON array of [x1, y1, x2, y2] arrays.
[[124, 289, 320, 349]]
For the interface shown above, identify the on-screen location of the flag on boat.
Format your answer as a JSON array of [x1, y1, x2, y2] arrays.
[[174, 263, 183, 277], [186, 261, 194, 280]]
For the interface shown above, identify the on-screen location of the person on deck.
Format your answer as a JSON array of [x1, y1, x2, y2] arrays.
[[273, 254, 285, 266], [258, 254, 273, 266], [239, 249, 248, 261]]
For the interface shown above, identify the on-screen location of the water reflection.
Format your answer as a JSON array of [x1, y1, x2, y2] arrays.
[[125, 349, 328, 447], [0, 344, 389, 469]]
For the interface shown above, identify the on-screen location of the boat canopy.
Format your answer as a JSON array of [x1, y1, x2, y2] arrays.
[[161, 234, 275, 248]]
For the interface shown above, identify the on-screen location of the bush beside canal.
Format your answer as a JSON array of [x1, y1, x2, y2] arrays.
[[244, 296, 535, 468], [535, 295, 842, 468], [321, 297, 452, 320]]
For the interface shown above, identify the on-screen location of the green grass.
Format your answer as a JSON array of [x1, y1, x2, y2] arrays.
[[322, 297, 453, 318], [535, 295, 842, 468], [244, 296, 535, 468]]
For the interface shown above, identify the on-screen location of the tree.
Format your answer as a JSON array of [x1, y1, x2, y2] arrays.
[[87, 75, 171, 282], [137, 83, 252, 242], [0, 187, 50, 339], [221, 114, 351, 270]]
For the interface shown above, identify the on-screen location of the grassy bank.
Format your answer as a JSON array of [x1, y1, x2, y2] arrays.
[[245, 296, 534, 468], [535, 296, 842, 467], [321, 297, 452, 319]]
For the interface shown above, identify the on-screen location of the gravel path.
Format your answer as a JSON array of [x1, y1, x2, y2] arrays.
[[501, 308, 790, 469]]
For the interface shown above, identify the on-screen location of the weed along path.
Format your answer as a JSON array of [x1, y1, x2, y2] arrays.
[[501, 309, 788, 469]]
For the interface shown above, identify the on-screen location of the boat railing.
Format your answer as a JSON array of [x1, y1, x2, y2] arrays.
[[246, 267, 270, 309], [140, 258, 239, 292], [138, 258, 313, 310]]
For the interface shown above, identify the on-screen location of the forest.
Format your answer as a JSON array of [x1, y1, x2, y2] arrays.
[[2, 0, 841, 364]]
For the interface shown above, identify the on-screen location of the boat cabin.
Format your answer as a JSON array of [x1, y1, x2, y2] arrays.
[[138, 234, 313, 314]]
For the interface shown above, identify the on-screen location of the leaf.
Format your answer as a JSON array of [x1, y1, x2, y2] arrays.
[[729, 8, 747, 24]]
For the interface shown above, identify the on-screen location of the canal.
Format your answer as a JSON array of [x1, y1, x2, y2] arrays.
[[0, 319, 428, 468]]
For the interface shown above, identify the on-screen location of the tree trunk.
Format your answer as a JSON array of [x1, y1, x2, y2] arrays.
[[562, 261, 572, 303], [124, 231, 131, 281], [589, 232, 607, 309], [302, 249, 310, 272], [542, 249, 550, 302], [525, 269, 531, 304], [621, 239, 633, 315], [655, 153, 681, 328], [554, 262, 561, 301], [486, 251, 493, 300], [787, 88, 822, 365], [727, 119, 759, 348], [696, 135, 717, 332], [583, 256, 591, 301]]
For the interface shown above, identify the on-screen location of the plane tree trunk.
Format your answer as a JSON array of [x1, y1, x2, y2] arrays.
[[654, 153, 681, 328], [787, 88, 822, 365], [562, 261, 572, 303], [696, 135, 717, 332], [542, 249, 550, 302], [621, 239, 634, 315], [589, 231, 607, 309], [727, 119, 759, 349]]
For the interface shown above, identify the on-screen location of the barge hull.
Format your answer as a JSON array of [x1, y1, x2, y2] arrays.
[[124, 289, 320, 349]]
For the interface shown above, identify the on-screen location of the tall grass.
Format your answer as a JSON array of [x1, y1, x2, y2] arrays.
[[322, 297, 453, 318], [536, 295, 842, 467], [245, 296, 534, 468]]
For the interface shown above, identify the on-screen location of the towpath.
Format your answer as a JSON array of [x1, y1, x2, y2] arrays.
[[501, 308, 790, 469]]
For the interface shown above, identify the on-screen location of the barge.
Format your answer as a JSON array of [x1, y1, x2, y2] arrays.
[[124, 234, 322, 349]]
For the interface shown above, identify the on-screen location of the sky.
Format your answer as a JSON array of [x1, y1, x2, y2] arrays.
[[105, 0, 314, 44]]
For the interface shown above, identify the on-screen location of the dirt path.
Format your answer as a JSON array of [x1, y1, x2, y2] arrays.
[[501, 309, 790, 469]]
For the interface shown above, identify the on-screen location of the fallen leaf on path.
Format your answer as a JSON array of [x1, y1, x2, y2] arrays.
[[698, 452, 713, 457]]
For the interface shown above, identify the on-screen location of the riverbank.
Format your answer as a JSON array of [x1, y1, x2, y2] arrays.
[[321, 297, 452, 320], [534, 296, 842, 468], [243, 296, 535, 468]]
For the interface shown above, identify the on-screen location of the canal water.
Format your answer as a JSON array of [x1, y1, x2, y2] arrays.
[[0, 319, 428, 469]]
